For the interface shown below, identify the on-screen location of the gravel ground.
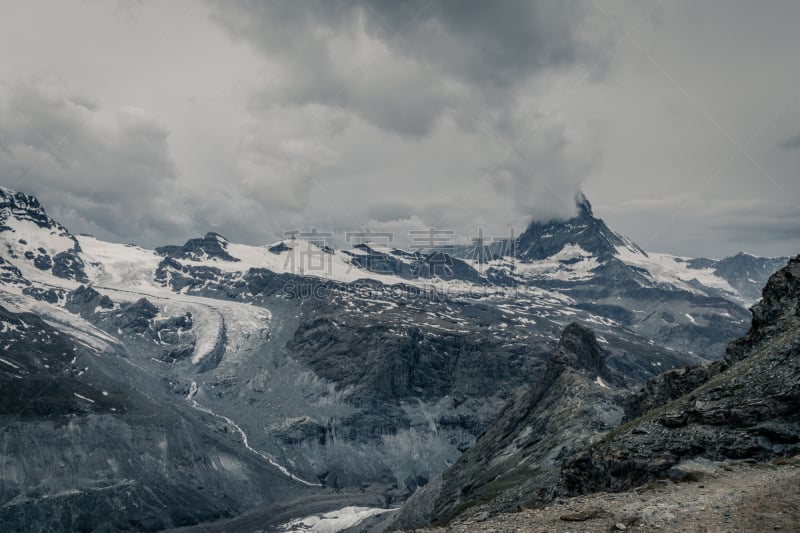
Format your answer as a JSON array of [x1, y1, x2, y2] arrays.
[[403, 457, 800, 533]]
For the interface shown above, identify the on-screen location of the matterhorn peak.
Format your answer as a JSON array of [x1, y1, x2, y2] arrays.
[[575, 191, 593, 218]]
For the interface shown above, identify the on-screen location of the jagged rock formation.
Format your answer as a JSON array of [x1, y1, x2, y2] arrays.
[[1, 187, 60, 230], [392, 324, 628, 529], [156, 232, 240, 262], [395, 256, 800, 528], [65, 285, 114, 317], [562, 255, 800, 496], [626, 254, 800, 420], [1, 187, 88, 283], [699, 252, 790, 303], [450, 193, 763, 357], [344, 244, 484, 282]]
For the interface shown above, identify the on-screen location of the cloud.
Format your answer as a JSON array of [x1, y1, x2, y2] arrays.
[[600, 193, 800, 258], [0, 76, 185, 246], [1, 1, 797, 259], [205, 0, 606, 238], [208, 0, 603, 138], [779, 132, 800, 150]]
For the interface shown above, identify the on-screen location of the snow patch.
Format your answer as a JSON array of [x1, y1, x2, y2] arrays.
[[73, 393, 95, 403], [279, 506, 395, 533], [513, 244, 599, 281]]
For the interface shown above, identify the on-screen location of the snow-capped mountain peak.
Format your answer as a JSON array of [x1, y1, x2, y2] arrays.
[[1, 186, 62, 230], [156, 231, 240, 263], [0, 187, 87, 287], [516, 192, 644, 262]]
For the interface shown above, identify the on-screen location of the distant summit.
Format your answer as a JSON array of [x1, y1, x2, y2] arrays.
[[0, 186, 87, 283], [516, 192, 644, 262], [156, 232, 240, 262], [1, 186, 60, 230]]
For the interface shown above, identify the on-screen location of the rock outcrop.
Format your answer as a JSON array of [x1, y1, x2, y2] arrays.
[[65, 285, 114, 317], [395, 255, 800, 528], [625, 254, 800, 420], [156, 232, 240, 262], [393, 323, 628, 529], [561, 256, 800, 497]]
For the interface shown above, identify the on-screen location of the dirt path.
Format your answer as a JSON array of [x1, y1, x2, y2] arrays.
[[407, 458, 800, 532]]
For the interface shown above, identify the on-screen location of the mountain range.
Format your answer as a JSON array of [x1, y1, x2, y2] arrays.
[[392, 253, 800, 530], [0, 185, 791, 531]]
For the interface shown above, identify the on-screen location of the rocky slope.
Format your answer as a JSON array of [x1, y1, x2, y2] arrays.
[[410, 458, 800, 532], [0, 303, 313, 532], [392, 323, 629, 529], [561, 255, 800, 496], [393, 255, 800, 529]]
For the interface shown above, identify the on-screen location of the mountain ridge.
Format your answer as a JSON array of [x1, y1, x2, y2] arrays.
[[0, 184, 795, 532], [392, 254, 800, 529]]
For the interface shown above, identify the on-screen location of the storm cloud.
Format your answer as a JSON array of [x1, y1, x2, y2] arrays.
[[0, 77, 185, 247], [208, 0, 601, 136], [0, 0, 798, 257]]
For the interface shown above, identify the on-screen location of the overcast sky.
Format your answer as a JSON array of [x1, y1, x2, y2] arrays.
[[0, 0, 798, 258]]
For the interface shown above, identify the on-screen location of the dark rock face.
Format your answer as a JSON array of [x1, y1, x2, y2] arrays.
[[156, 232, 240, 262], [66, 285, 114, 317], [561, 329, 800, 495], [155, 257, 247, 294], [0, 187, 88, 282], [32, 253, 52, 270], [51, 250, 89, 282], [343, 244, 484, 283], [393, 323, 628, 529], [726, 255, 800, 363], [22, 286, 64, 303], [111, 298, 159, 333], [268, 241, 292, 254], [558, 256, 800, 501], [0, 304, 123, 417], [0, 256, 29, 285], [287, 309, 540, 402], [623, 362, 724, 422], [550, 323, 622, 385], [0, 187, 55, 229], [396, 256, 800, 528], [709, 252, 790, 303]]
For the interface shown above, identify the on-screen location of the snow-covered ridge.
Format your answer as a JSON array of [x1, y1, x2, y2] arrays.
[[1, 185, 782, 307], [614, 244, 741, 300], [513, 244, 599, 281]]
